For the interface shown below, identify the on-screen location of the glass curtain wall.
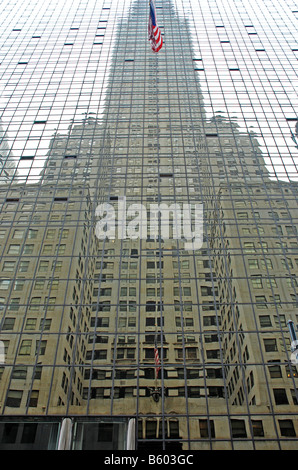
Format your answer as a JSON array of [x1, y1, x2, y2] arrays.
[[0, 0, 297, 450]]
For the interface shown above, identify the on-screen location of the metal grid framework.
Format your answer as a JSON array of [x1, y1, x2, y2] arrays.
[[0, 0, 297, 450]]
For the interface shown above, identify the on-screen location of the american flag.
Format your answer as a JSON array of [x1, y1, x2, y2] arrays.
[[154, 338, 161, 377], [148, 0, 163, 53]]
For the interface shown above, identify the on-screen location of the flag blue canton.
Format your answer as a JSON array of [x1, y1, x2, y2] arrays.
[[150, 1, 157, 26]]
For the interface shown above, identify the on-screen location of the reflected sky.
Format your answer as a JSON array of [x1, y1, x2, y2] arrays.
[[175, 0, 298, 180], [0, 0, 297, 181]]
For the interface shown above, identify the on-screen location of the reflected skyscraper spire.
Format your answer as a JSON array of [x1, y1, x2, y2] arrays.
[[0, 120, 17, 184], [0, 0, 297, 451]]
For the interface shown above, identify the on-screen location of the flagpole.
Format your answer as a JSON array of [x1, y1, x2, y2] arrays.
[[150, 319, 161, 402], [155, 321, 158, 387], [154, 320, 158, 384]]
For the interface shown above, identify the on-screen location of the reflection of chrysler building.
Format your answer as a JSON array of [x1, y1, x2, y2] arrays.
[[0, 120, 17, 183], [0, 0, 297, 451]]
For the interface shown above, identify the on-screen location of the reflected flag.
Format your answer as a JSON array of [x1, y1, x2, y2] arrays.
[[154, 338, 161, 377], [148, 0, 163, 53]]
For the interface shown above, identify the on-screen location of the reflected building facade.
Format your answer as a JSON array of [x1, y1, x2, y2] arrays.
[[0, 0, 297, 450]]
